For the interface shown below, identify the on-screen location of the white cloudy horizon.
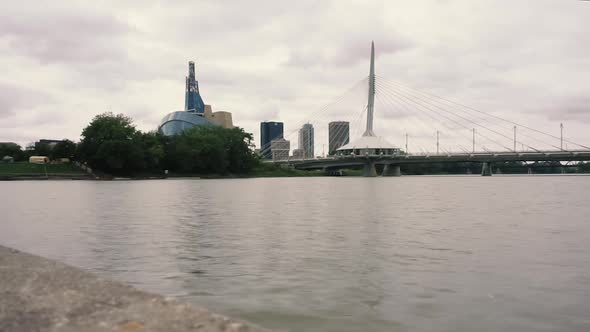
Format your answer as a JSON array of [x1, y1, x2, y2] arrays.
[[1, 0, 589, 152]]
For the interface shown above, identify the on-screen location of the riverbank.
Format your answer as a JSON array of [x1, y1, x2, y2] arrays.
[[0, 245, 270, 332], [4, 161, 586, 181], [0, 162, 94, 180]]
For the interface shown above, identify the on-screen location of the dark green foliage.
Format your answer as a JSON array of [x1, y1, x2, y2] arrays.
[[0, 143, 25, 161], [33, 142, 53, 157], [76, 112, 259, 175], [579, 162, 590, 172], [78, 113, 142, 174], [50, 140, 77, 159], [163, 126, 259, 174], [135, 132, 166, 171], [399, 160, 585, 175]]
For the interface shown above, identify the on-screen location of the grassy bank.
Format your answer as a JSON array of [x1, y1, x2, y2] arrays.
[[0, 162, 85, 176]]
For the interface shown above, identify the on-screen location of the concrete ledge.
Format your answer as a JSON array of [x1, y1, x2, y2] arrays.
[[0, 245, 271, 332]]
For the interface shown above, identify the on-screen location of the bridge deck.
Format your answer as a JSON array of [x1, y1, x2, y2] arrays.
[[272, 150, 590, 170]]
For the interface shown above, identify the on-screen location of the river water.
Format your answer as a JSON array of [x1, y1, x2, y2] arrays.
[[1, 176, 590, 331]]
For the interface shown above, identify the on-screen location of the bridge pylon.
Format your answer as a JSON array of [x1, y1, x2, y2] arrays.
[[382, 164, 401, 177], [363, 160, 378, 177], [481, 162, 493, 176]]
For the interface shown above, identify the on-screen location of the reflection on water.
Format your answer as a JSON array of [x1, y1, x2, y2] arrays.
[[2, 177, 590, 331]]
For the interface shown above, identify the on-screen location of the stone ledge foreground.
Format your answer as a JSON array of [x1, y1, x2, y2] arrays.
[[0, 245, 271, 332]]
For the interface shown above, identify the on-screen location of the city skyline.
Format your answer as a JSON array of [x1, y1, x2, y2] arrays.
[[1, 1, 589, 152]]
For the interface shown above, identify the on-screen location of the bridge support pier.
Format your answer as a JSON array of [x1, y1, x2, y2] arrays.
[[481, 162, 493, 176], [363, 160, 378, 177], [382, 164, 401, 177]]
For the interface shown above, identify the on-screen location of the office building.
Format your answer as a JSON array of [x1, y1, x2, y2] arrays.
[[260, 121, 284, 159], [298, 123, 314, 159], [328, 121, 350, 155], [270, 138, 290, 161]]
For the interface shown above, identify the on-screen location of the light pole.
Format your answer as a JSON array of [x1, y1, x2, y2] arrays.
[[405, 133, 408, 153], [513, 126, 517, 152], [436, 130, 440, 154], [560, 123, 564, 151], [472, 128, 475, 153]]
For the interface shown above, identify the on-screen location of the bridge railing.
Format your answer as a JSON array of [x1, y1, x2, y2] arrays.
[[268, 150, 590, 165]]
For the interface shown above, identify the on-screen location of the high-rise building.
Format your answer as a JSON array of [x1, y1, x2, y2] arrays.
[[298, 123, 314, 159], [185, 61, 205, 114], [260, 121, 284, 159], [328, 121, 350, 155], [270, 138, 290, 161]]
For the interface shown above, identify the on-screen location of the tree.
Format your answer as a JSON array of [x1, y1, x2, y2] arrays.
[[163, 126, 226, 173], [220, 127, 259, 173], [134, 131, 165, 171], [163, 126, 259, 174], [0, 143, 24, 161], [33, 141, 53, 157], [78, 113, 140, 174], [94, 139, 144, 171], [50, 139, 77, 159], [76, 112, 260, 175]]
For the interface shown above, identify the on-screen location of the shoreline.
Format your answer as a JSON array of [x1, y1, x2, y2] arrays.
[[2, 172, 590, 181], [0, 245, 270, 332]]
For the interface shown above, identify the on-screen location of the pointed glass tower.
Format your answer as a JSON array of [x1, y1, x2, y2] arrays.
[[185, 61, 205, 114]]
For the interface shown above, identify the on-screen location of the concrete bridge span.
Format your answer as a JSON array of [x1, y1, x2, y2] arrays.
[[272, 150, 590, 177]]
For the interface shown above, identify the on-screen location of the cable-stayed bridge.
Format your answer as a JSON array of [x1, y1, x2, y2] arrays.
[[261, 42, 590, 176]]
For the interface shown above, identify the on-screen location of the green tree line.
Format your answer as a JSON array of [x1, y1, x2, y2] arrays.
[[76, 113, 259, 175], [0, 140, 76, 161], [2, 112, 260, 176]]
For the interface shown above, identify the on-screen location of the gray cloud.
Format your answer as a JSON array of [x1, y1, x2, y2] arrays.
[[286, 36, 413, 68], [0, 0, 589, 150], [0, 81, 53, 119], [545, 97, 590, 123], [0, 5, 131, 64]]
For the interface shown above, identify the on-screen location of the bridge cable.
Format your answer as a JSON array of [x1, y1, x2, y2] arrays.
[[376, 79, 540, 152], [375, 81, 515, 152], [375, 83, 473, 153], [376, 76, 565, 151], [377, 76, 590, 150]]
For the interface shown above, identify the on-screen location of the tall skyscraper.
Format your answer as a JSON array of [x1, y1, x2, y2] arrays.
[[260, 121, 284, 159], [185, 61, 205, 114], [328, 121, 350, 155], [298, 123, 314, 159]]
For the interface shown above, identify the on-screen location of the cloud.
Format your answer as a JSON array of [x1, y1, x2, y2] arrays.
[[0, 4, 131, 65], [544, 97, 590, 123], [286, 36, 413, 69], [0, 81, 54, 118], [0, 0, 589, 151]]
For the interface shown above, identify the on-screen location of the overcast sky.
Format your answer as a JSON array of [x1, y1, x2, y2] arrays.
[[1, 0, 589, 152]]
